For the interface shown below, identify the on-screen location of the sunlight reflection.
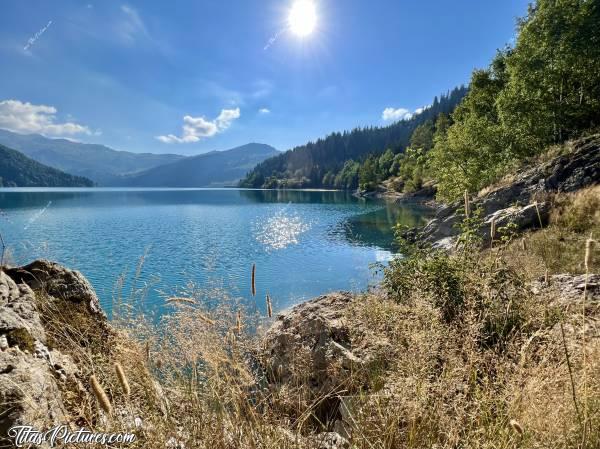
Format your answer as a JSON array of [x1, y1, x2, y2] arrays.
[[254, 209, 311, 250]]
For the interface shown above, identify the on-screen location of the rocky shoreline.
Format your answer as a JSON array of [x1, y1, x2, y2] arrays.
[[2, 261, 598, 447], [1, 136, 598, 447], [404, 135, 600, 249], [0, 260, 165, 447]]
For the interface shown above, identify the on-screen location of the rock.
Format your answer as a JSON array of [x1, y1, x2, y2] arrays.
[[310, 432, 350, 449], [531, 274, 600, 302], [260, 292, 389, 427], [0, 270, 46, 345], [0, 351, 70, 439], [410, 135, 600, 247], [5, 260, 104, 317], [262, 292, 355, 387], [0, 261, 165, 444]]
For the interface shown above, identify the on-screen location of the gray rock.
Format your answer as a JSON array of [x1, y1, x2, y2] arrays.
[[0, 351, 69, 443], [0, 270, 46, 344], [410, 135, 599, 247], [530, 274, 600, 302], [260, 292, 390, 427], [261, 292, 357, 389], [0, 261, 165, 441], [5, 260, 104, 317], [310, 432, 350, 449]]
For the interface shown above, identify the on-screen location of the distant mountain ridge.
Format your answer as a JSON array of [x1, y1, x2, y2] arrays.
[[0, 144, 93, 187], [0, 129, 184, 186], [116, 143, 279, 187]]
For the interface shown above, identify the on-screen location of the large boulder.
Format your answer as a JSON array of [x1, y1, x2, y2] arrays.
[[259, 292, 389, 426], [5, 260, 104, 316], [0, 261, 164, 447], [0, 269, 74, 443]]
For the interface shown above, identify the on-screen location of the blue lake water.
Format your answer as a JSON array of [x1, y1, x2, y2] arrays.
[[0, 188, 432, 317]]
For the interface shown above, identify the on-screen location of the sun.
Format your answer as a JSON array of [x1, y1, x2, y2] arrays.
[[288, 1, 317, 37]]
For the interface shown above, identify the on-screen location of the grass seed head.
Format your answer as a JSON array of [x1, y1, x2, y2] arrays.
[[509, 419, 524, 436], [585, 237, 594, 271], [115, 363, 131, 396], [251, 263, 256, 297], [266, 294, 273, 318], [90, 375, 113, 415]]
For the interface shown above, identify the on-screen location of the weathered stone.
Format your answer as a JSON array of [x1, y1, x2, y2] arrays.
[[6, 260, 104, 316], [0, 350, 69, 444], [310, 432, 350, 449], [531, 274, 600, 302], [261, 292, 356, 387], [0, 270, 46, 344], [0, 261, 165, 442], [259, 292, 392, 428], [409, 135, 600, 247]]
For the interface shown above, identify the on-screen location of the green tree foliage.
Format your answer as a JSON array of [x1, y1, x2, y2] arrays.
[[431, 0, 600, 201], [240, 87, 468, 189], [359, 155, 378, 191], [0, 144, 94, 187], [378, 149, 395, 178], [409, 120, 435, 152], [430, 57, 510, 200], [498, 0, 600, 150], [333, 160, 360, 189]]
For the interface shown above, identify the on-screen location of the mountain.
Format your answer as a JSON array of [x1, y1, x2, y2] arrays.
[[0, 144, 93, 187], [240, 87, 468, 189], [0, 129, 184, 186], [116, 143, 279, 187]]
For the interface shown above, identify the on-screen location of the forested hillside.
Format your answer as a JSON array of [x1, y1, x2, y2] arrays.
[[240, 87, 467, 189], [0, 144, 93, 187], [427, 0, 600, 200], [243, 0, 599, 199]]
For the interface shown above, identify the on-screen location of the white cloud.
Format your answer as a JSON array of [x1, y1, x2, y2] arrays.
[[382, 107, 413, 121], [0, 99, 91, 136], [117, 4, 149, 45], [156, 108, 240, 144], [414, 105, 430, 115], [258, 108, 270, 114]]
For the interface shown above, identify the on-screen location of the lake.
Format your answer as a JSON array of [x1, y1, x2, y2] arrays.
[[0, 188, 432, 317]]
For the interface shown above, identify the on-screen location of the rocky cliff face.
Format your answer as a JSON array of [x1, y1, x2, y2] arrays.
[[412, 135, 600, 249], [0, 260, 163, 447]]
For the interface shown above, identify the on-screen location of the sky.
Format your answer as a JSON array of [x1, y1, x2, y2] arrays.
[[0, 0, 530, 155]]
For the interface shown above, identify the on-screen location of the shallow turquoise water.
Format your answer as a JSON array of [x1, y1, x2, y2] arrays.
[[0, 188, 432, 317]]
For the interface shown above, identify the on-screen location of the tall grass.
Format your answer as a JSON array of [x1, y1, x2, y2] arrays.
[[13, 186, 598, 448]]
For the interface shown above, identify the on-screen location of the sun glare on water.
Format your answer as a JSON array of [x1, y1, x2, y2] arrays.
[[254, 209, 311, 250], [288, 1, 317, 37]]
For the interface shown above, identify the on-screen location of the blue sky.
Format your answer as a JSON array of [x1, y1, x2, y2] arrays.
[[0, 0, 530, 155]]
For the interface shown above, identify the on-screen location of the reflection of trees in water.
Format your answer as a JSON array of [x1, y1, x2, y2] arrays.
[[0, 191, 80, 209], [0, 189, 362, 210], [339, 202, 434, 251], [238, 189, 355, 204]]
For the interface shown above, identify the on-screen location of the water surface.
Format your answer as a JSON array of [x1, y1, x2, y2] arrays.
[[0, 188, 432, 316]]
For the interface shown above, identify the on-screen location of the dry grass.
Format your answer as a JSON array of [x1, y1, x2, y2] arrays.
[[477, 141, 572, 198], [351, 270, 600, 448], [12, 184, 598, 448], [102, 187, 600, 447], [502, 185, 600, 278]]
